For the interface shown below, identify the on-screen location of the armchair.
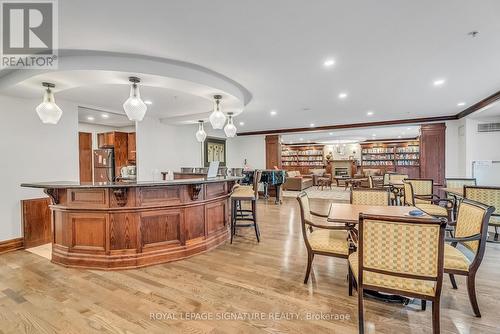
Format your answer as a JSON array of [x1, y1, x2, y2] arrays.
[[403, 179, 454, 221], [296, 192, 352, 286], [465, 186, 500, 242]]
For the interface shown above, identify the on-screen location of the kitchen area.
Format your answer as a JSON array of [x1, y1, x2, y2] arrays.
[[77, 107, 137, 183]]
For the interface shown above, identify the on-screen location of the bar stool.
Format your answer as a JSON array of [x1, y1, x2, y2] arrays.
[[230, 170, 262, 243]]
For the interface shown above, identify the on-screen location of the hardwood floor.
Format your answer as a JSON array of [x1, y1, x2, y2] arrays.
[[1, 197, 500, 333]]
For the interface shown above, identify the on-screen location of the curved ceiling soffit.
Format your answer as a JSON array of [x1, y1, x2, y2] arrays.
[[0, 49, 253, 123]]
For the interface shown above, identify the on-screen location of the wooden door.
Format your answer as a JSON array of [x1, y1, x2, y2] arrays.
[[79, 132, 93, 183]]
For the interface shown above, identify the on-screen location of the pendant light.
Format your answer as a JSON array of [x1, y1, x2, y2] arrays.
[[35, 82, 62, 124], [224, 112, 237, 137], [208, 95, 226, 129], [195, 120, 207, 142], [123, 76, 147, 121]]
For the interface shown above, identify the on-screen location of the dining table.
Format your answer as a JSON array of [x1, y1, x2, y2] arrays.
[[327, 203, 431, 304]]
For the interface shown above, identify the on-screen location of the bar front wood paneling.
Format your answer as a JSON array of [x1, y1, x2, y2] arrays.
[[21, 178, 239, 270]]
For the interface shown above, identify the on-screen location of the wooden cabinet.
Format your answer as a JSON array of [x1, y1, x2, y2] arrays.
[[96, 131, 136, 177], [97, 132, 115, 148], [420, 123, 446, 186], [128, 132, 136, 162], [265, 135, 282, 169]]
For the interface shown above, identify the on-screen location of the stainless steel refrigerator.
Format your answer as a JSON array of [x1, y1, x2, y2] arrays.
[[93, 148, 115, 182]]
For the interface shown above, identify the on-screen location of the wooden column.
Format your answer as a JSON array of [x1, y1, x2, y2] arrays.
[[265, 135, 282, 169], [420, 123, 446, 186], [78, 132, 93, 182]]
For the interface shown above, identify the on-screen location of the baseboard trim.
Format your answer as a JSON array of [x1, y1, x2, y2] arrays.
[[0, 237, 24, 255]]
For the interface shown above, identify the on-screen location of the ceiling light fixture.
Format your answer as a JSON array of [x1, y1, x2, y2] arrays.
[[195, 120, 207, 142], [101, 114, 109, 119], [338, 92, 348, 99], [310, 123, 315, 127], [299, 138, 304, 141], [324, 59, 335, 67], [35, 82, 63, 124], [239, 121, 245, 126], [270, 110, 277, 116], [123, 77, 147, 121], [224, 112, 237, 137], [329, 132, 333, 135], [367, 111, 374, 116], [457, 102, 466, 107], [144, 100, 153, 105], [209, 95, 226, 129], [433, 79, 446, 86], [87, 116, 95, 121]]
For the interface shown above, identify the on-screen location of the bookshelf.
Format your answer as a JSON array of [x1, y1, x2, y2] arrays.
[[360, 140, 420, 177], [281, 144, 325, 174]]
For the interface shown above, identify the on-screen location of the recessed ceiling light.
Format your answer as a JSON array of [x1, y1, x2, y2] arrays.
[[367, 111, 374, 116], [398, 135, 402, 139], [239, 121, 245, 126], [329, 132, 333, 135], [270, 110, 277, 116], [323, 59, 335, 67], [407, 127, 411, 130], [144, 100, 153, 105], [299, 137, 304, 141], [338, 92, 348, 99], [310, 123, 315, 127], [87, 116, 95, 121], [433, 79, 446, 86], [457, 102, 466, 107], [372, 134, 376, 137], [101, 114, 109, 119]]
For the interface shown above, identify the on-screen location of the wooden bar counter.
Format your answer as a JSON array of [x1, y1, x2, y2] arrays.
[[21, 177, 241, 270]]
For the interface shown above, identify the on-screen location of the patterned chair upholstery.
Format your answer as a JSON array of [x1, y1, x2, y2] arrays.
[[349, 214, 446, 334], [351, 189, 390, 206], [444, 199, 494, 317], [465, 186, 500, 241], [296, 192, 352, 285], [403, 179, 453, 220]]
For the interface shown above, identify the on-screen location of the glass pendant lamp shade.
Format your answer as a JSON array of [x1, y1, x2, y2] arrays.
[[195, 120, 207, 142], [36, 82, 62, 124], [123, 77, 147, 121], [208, 95, 226, 129], [224, 112, 237, 137]]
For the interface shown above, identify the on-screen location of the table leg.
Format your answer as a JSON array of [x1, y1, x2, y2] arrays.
[[275, 185, 282, 204]]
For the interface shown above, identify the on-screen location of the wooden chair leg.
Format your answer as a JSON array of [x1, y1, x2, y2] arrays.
[[304, 252, 314, 284], [252, 200, 260, 242], [467, 273, 481, 317], [230, 200, 235, 244], [449, 273, 458, 289], [432, 299, 440, 334], [358, 287, 365, 334], [421, 300, 427, 311]]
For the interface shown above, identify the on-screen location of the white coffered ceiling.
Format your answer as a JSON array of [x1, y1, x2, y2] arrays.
[[1, 0, 500, 133]]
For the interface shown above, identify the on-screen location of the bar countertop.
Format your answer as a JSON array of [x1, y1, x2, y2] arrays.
[[21, 176, 243, 189]]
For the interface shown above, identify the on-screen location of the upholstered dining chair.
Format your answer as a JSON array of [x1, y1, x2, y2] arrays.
[[445, 178, 477, 220], [403, 179, 453, 221], [296, 192, 352, 285], [439, 199, 494, 317], [465, 186, 500, 242], [348, 214, 447, 334], [351, 188, 390, 206], [387, 173, 408, 205]]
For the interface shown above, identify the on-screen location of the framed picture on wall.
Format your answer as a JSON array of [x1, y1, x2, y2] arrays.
[[204, 137, 226, 167]]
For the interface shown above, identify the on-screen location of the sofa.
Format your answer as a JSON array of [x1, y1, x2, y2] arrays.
[[309, 168, 332, 186], [283, 171, 313, 191]]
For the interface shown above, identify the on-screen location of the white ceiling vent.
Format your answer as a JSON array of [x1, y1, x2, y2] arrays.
[[478, 122, 500, 132]]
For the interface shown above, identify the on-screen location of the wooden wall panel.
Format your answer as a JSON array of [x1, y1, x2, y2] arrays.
[[109, 213, 138, 250], [22, 197, 51, 248], [420, 123, 446, 186], [139, 186, 181, 206], [140, 210, 183, 249], [265, 135, 282, 169], [70, 214, 107, 252], [67, 188, 108, 208], [184, 206, 205, 240], [78, 132, 93, 183], [206, 201, 226, 235]]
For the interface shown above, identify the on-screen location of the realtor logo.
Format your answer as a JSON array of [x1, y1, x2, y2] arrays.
[[1, 0, 58, 69]]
